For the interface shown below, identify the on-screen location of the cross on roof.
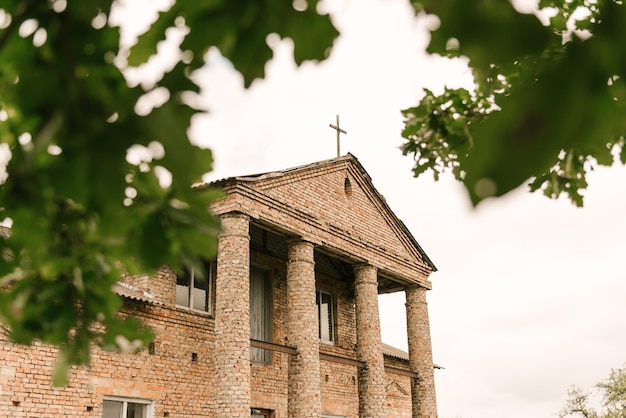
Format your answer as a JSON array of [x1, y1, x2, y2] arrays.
[[329, 114, 347, 157]]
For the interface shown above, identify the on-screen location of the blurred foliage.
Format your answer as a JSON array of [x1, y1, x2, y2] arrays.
[[403, 0, 626, 206], [0, 0, 337, 384], [558, 364, 626, 417]]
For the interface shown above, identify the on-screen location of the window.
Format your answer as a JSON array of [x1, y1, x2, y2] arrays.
[[250, 266, 271, 363], [316, 289, 334, 344], [176, 260, 212, 312], [251, 408, 273, 417], [102, 397, 153, 418]]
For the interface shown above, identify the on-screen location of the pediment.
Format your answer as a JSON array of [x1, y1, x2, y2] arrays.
[[210, 154, 435, 287]]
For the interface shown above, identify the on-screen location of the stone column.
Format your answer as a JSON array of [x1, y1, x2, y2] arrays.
[[354, 264, 387, 418], [286, 239, 321, 418], [405, 285, 438, 418], [213, 213, 251, 418]]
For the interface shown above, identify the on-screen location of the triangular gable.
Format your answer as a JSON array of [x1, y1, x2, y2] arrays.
[[209, 154, 435, 288]]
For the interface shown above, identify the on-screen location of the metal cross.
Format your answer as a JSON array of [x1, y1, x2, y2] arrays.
[[329, 115, 347, 157]]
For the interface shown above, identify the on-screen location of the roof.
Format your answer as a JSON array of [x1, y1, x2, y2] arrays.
[[205, 154, 436, 290], [382, 342, 409, 361], [382, 343, 443, 369], [112, 282, 161, 305]]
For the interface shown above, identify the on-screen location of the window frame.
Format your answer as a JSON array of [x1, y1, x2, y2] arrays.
[[102, 396, 154, 418], [175, 260, 213, 314], [316, 289, 335, 345]]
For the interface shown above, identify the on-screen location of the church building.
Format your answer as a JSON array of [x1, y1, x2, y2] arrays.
[[0, 154, 439, 418]]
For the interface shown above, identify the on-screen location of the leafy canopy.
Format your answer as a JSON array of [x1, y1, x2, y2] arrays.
[[402, 0, 626, 206], [0, 0, 337, 384]]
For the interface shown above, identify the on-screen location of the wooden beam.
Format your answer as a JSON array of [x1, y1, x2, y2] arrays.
[[250, 339, 297, 355], [249, 340, 418, 379]]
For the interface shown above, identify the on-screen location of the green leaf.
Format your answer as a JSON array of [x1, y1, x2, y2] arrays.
[[52, 349, 72, 387], [418, 0, 552, 71], [127, 6, 179, 67], [280, 9, 339, 65]]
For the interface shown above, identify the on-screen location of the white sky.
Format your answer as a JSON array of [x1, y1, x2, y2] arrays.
[[180, 1, 626, 417]]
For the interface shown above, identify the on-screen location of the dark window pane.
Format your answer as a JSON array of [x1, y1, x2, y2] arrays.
[[317, 290, 334, 343], [176, 264, 211, 312], [103, 400, 122, 418], [127, 402, 147, 418], [192, 266, 209, 311], [250, 267, 270, 363], [176, 268, 191, 306]]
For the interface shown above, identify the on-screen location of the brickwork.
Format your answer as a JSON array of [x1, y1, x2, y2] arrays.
[[210, 156, 435, 287], [250, 244, 289, 417], [214, 213, 251, 417], [314, 256, 356, 353], [320, 360, 359, 417], [1, 155, 439, 418], [406, 285, 438, 418], [354, 264, 387, 418], [286, 239, 322, 417], [0, 244, 430, 418], [384, 357, 413, 418], [0, 290, 216, 418]]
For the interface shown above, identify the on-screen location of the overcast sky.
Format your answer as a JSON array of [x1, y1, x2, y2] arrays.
[[126, 1, 626, 416], [2, 1, 624, 416]]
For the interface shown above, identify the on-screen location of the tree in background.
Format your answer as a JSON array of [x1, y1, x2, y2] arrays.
[[1, 0, 625, 383], [558, 365, 626, 417], [402, 0, 626, 206]]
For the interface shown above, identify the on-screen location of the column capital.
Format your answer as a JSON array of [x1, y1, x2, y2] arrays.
[[354, 263, 378, 286], [287, 237, 315, 264], [220, 211, 249, 219], [353, 262, 375, 272], [405, 282, 426, 291], [219, 212, 250, 239], [286, 236, 315, 247], [405, 284, 429, 307]]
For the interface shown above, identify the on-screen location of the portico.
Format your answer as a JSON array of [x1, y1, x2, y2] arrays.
[[208, 154, 439, 418]]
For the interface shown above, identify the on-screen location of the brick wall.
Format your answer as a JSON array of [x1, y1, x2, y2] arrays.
[[384, 356, 413, 418], [0, 289, 216, 418], [212, 157, 434, 287], [0, 228, 423, 418], [1, 156, 437, 418]]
